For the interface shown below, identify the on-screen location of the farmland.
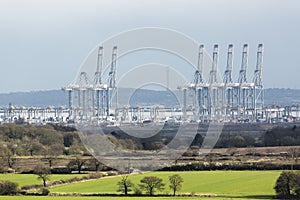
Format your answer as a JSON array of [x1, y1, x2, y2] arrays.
[[0, 197, 271, 200], [0, 124, 298, 199], [50, 171, 280, 198], [0, 174, 86, 187]]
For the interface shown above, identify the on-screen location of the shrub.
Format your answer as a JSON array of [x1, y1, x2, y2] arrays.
[[274, 171, 300, 198], [87, 172, 102, 179], [21, 184, 41, 190], [51, 167, 71, 174], [41, 188, 50, 196], [68, 177, 81, 183], [0, 180, 18, 195], [134, 187, 142, 195], [107, 171, 119, 176], [0, 166, 6, 173]]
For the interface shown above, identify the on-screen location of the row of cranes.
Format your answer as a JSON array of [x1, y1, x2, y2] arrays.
[[63, 46, 118, 122], [183, 44, 264, 122], [63, 43, 264, 124]]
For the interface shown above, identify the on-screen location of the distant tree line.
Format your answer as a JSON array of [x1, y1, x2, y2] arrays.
[[1, 123, 300, 172], [0, 124, 85, 157], [107, 125, 300, 150], [264, 125, 300, 146]]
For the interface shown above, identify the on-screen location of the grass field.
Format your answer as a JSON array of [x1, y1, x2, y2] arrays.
[[50, 171, 281, 198], [0, 197, 274, 200], [0, 174, 86, 187]]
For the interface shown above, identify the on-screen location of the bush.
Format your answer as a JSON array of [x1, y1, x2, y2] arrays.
[[274, 171, 300, 198], [21, 184, 42, 190], [87, 172, 102, 179], [41, 188, 50, 196], [134, 187, 142, 195], [107, 171, 119, 176], [0, 166, 6, 173], [51, 167, 71, 174], [0, 180, 18, 195]]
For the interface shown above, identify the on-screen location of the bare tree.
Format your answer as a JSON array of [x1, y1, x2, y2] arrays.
[[0, 147, 16, 169], [42, 144, 64, 168], [288, 147, 300, 170], [90, 157, 102, 172], [34, 164, 51, 187], [169, 174, 184, 196], [117, 176, 134, 195], [68, 157, 86, 174]]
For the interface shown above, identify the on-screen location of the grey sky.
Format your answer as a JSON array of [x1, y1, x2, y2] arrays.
[[0, 0, 299, 93]]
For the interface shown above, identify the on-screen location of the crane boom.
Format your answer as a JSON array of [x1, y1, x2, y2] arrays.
[[108, 46, 118, 88], [209, 44, 219, 84], [238, 44, 248, 84], [94, 46, 103, 85], [253, 44, 263, 86], [194, 44, 204, 84], [223, 44, 234, 84]]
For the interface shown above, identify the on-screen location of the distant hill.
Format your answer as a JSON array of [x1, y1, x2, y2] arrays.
[[0, 90, 67, 107], [0, 88, 299, 107], [264, 88, 300, 106]]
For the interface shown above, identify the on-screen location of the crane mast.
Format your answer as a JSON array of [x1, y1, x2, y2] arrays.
[[253, 44, 264, 119], [223, 44, 235, 118], [209, 44, 219, 84], [254, 44, 263, 86], [238, 44, 249, 84], [237, 44, 249, 118], [194, 44, 204, 84], [108, 46, 118, 88], [94, 46, 103, 85], [94, 46, 104, 119], [106, 46, 118, 116], [224, 44, 234, 84], [78, 72, 90, 119]]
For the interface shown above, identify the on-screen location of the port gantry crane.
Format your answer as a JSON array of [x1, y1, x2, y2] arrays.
[[63, 45, 118, 124], [63, 43, 264, 124], [184, 43, 265, 123], [223, 44, 237, 120], [253, 44, 264, 120], [62, 85, 73, 118], [78, 71, 92, 121], [106, 46, 118, 117], [93, 46, 105, 121], [237, 44, 255, 120], [195, 44, 209, 122], [208, 44, 225, 121], [62, 71, 90, 121]]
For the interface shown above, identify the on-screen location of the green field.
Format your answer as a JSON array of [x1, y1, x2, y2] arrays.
[[0, 171, 282, 199], [0, 174, 86, 187], [0, 197, 257, 200], [50, 171, 281, 198]]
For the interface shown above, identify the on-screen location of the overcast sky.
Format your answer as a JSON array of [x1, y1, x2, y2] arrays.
[[0, 0, 299, 93]]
